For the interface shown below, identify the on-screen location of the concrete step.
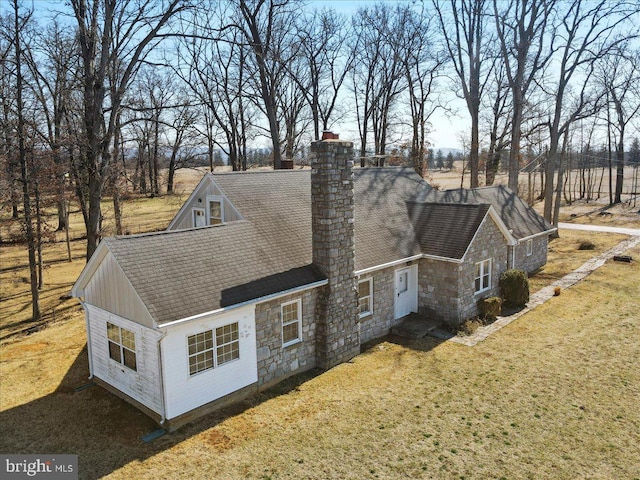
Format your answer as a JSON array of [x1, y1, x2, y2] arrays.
[[390, 312, 443, 339]]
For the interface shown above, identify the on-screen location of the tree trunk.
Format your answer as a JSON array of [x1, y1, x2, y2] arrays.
[[13, 0, 40, 320]]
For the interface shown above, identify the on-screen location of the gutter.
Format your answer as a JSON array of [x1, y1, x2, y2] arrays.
[[80, 301, 94, 380], [156, 331, 169, 425], [517, 228, 558, 243], [355, 253, 464, 276]]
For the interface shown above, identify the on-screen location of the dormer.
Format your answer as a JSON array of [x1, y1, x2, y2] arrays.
[[167, 173, 243, 231]]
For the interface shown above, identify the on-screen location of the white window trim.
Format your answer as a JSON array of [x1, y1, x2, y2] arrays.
[[106, 322, 137, 372], [206, 195, 224, 225], [526, 239, 533, 256], [358, 277, 374, 318], [475, 259, 492, 294], [281, 299, 302, 347], [187, 322, 240, 377]]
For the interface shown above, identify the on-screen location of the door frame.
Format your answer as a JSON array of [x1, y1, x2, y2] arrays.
[[394, 264, 418, 319]]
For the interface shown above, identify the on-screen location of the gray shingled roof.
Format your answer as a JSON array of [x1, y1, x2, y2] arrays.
[[407, 202, 492, 259], [99, 168, 553, 325], [425, 185, 554, 239], [104, 221, 323, 325]]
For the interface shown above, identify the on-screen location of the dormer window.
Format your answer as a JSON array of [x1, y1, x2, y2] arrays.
[[207, 195, 224, 225]]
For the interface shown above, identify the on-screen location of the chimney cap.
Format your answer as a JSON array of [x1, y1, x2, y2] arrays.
[[322, 131, 339, 140]]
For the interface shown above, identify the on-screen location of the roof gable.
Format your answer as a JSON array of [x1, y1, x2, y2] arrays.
[[407, 202, 492, 259]]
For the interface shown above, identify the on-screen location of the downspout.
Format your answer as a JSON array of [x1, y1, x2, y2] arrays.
[[80, 301, 94, 380], [157, 330, 169, 425]]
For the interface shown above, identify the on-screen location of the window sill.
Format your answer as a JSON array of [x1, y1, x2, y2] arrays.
[[282, 339, 302, 349], [359, 312, 373, 319]]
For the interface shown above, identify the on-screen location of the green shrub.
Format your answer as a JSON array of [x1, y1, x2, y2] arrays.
[[479, 296, 502, 323], [499, 269, 530, 307]]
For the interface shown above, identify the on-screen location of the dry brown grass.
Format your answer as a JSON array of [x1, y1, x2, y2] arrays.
[[0, 194, 185, 338], [1, 243, 638, 479], [2, 167, 639, 478], [527, 229, 629, 293]]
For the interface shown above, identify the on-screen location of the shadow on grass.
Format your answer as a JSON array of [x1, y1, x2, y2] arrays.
[[372, 333, 449, 354], [0, 345, 323, 480]]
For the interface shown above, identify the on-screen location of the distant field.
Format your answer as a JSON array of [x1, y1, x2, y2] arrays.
[[1, 241, 638, 479]]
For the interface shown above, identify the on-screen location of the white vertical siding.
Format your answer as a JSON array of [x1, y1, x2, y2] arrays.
[[86, 304, 164, 415], [169, 179, 242, 231], [83, 252, 155, 328], [161, 304, 257, 420]]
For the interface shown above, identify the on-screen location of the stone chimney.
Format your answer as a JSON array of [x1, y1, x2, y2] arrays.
[[310, 134, 360, 370]]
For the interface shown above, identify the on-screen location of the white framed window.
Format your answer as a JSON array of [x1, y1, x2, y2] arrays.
[[358, 278, 373, 318], [207, 195, 224, 225], [192, 207, 206, 227], [475, 259, 491, 294], [188, 322, 239, 376], [526, 239, 533, 256], [281, 299, 302, 347], [107, 322, 137, 371], [216, 323, 240, 366]]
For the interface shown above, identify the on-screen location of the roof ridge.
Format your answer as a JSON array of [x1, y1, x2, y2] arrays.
[[211, 168, 309, 176]]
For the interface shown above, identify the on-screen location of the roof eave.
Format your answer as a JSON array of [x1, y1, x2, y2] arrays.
[[156, 278, 329, 329], [71, 242, 109, 298]]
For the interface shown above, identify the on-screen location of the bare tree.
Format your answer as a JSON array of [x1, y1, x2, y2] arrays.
[[24, 21, 79, 231], [433, 0, 494, 187], [292, 9, 354, 141], [494, 0, 556, 193], [541, 0, 638, 223], [599, 45, 640, 204], [8, 0, 40, 319], [401, 6, 447, 177], [482, 61, 512, 186], [175, 13, 254, 171], [230, 0, 299, 169], [70, 0, 189, 259], [351, 4, 408, 164]]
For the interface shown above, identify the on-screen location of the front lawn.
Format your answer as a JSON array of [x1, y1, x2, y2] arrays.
[[1, 242, 638, 479]]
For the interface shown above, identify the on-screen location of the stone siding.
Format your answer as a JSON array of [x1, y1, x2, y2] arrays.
[[254, 289, 317, 388], [418, 259, 461, 323], [311, 139, 360, 369], [358, 266, 396, 343], [459, 217, 509, 322], [514, 235, 549, 274], [418, 216, 509, 326]]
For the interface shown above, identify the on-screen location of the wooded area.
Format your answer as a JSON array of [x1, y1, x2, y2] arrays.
[[1, 0, 640, 321]]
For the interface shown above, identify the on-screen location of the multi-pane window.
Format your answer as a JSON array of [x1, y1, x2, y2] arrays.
[[208, 200, 222, 225], [107, 322, 137, 371], [216, 323, 240, 365], [281, 300, 301, 346], [475, 259, 491, 294], [188, 323, 239, 376], [358, 278, 373, 317], [526, 239, 533, 256], [188, 331, 214, 375]]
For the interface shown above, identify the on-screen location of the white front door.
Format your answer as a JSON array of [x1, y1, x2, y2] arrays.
[[192, 207, 206, 227], [394, 265, 418, 319]]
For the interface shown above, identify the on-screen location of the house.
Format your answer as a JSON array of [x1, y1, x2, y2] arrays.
[[71, 137, 555, 430]]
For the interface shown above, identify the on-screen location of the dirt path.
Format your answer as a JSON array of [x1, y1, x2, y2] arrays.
[[558, 222, 640, 236]]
